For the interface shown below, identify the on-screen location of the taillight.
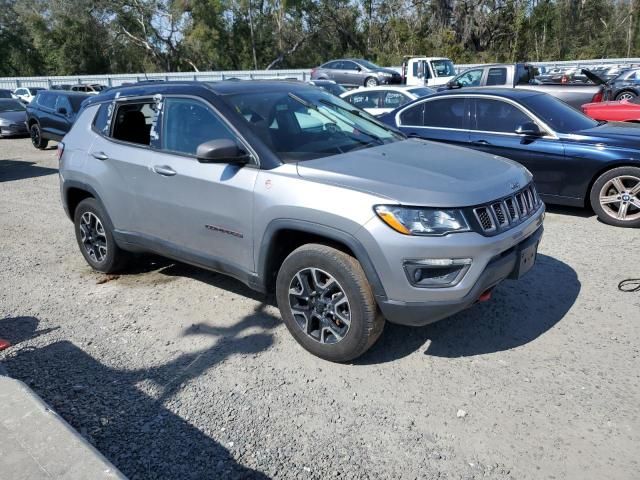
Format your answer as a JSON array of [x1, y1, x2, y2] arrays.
[[591, 90, 603, 103], [56, 142, 64, 162]]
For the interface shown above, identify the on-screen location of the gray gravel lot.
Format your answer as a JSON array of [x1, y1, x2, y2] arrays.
[[1, 137, 639, 480]]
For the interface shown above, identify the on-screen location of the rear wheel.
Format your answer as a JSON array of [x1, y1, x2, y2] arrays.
[[590, 166, 640, 228], [615, 91, 637, 101], [30, 123, 48, 149], [74, 198, 130, 272], [276, 244, 384, 362]]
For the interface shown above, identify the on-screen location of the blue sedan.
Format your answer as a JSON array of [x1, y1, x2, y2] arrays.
[[379, 88, 640, 228]]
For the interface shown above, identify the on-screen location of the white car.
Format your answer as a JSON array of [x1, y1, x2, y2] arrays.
[[70, 84, 106, 95], [340, 86, 434, 116], [13, 87, 46, 104]]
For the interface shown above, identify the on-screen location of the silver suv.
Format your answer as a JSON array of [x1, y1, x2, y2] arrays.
[[58, 81, 544, 362]]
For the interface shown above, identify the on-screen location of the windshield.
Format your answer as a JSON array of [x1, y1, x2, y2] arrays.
[[520, 94, 599, 133], [357, 59, 381, 70], [28, 88, 44, 95], [90, 85, 105, 92], [407, 87, 435, 97], [0, 99, 26, 112], [224, 88, 403, 162], [431, 60, 456, 77]]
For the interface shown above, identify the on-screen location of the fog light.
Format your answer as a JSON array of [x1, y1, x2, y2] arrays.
[[404, 258, 471, 288]]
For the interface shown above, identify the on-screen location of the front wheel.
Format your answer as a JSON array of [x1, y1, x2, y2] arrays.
[[30, 123, 48, 149], [590, 166, 640, 228], [364, 77, 379, 87], [276, 244, 384, 362]]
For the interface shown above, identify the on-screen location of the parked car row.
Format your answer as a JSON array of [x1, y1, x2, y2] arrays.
[[9, 83, 106, 105]]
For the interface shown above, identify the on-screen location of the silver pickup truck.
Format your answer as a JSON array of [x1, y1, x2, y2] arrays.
[[440, 63, 604, 109]]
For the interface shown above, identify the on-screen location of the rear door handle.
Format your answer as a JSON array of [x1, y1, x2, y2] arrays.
[[472, 140, 490, 146], [153, 165, 177, 177], [91, 151, 109, 161]]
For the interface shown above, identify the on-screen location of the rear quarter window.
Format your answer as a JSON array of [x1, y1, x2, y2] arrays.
[[93, 103, 113, 135]]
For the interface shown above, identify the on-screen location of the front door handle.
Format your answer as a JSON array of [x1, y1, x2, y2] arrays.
[[91, 151, 109, 161], [472, 140, 490, 146], [153, 165, 177, 177]]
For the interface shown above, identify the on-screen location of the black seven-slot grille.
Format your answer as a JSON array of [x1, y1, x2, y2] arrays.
[[472, 184, 541, 234]]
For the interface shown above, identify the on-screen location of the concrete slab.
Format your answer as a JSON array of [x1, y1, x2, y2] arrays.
[[0, 376, 125, 479]]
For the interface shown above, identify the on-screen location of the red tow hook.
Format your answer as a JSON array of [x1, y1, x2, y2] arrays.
[[478, 289, 493, 302]]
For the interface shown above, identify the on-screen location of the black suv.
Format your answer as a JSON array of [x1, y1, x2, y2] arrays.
[[26, 91, 88, 149]]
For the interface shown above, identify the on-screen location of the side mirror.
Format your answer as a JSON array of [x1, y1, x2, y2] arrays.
[[515, 121, 543, 137], [355, 66, 362, 72], [57, 107, 67, 115], [196, 139, 250, 164], [446, 80, 461, 89]]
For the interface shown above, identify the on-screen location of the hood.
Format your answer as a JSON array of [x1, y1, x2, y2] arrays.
[[0, 110, 27, 123], [581, 69, 606, 85], [296, 139, 531, 207], [572, 121, 640, 149]]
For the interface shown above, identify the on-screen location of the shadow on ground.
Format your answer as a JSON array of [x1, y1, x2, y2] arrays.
[[0, 314, 273, 479], [545, 203, 595, 218], [358, 254, 581, 364], [0, 159, 57, 182]]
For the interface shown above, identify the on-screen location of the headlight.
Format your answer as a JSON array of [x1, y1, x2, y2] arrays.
[[374, 205, 470, 236], [0, 119, 10, 126], [380, 72, 393, 77]]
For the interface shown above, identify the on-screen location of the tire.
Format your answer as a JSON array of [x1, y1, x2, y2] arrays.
[[364, 76, 379, 87], [30, 123, 48, 150], [275, 244, 385, 362], [590, 166, 640, 228], [615, 91, 637, 101], [73, 198, 130, 273]]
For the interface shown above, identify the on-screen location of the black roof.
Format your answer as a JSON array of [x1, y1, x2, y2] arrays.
[[81, 80, 318, 108], [429, 87, 543, 100]]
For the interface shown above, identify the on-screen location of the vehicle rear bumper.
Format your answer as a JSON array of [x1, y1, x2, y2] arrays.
[[378, 224, 543, 326]]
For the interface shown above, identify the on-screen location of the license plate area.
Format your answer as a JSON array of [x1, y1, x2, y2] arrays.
[[512, 242, 538, 279]]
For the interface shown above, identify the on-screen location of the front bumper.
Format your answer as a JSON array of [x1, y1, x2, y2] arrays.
[[378, 224, 543, 326], [0, 123, 28, 136]]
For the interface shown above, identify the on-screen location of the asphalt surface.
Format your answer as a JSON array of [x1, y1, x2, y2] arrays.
[[1, 137, 639, 480]]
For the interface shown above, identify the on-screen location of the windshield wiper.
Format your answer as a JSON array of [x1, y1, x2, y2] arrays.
[[288, 93, 386, 146], [318, 99, 405, 141]]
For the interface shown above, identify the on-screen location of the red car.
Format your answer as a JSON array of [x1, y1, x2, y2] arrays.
[[581, 97, 640, 122]]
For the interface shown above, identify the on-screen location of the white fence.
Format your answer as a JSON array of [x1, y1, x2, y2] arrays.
[[1, 58, 639, 90]]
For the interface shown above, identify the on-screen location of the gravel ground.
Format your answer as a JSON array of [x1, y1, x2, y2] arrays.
[[1, 137, 639, 480]]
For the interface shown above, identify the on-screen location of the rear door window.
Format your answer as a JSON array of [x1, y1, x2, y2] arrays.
[[345, 91, 384, 109], [471, 98, 532, 133], [486, 68, 507, 86], [383, 91, 410, 109], [111, 100, 158, 146], [399, 102, 425, 125], [422, 98, 467, 128]]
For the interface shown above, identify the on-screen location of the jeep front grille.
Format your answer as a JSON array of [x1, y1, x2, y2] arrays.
[[472, 184, 541, 234]]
